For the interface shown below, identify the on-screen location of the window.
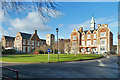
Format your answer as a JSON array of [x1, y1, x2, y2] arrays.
[[38, 41, 40, 46], [87, 40, 91, 46], [82, 35, 84, 39], [17, 36, 19, 40], [28, 47, 30, 52], [81, 48, 85, 52], [32, 41, 34, 45], [32, 47, 34, 51], [93, 40, 96, 45], [100, 32, 106, 37], [87, 35, 90, 39], [23, 46, 25, 52], [73, 41, 77, 46], [23, 39, 26, 45], [94, 34, 96, 38], [82, 41, 85, 45], [100, 46, 106, 51], [28, 40, 29, 45], [73, 36, 77, 40], [7, 42, 9, 46], [100, 39, 106, 44]]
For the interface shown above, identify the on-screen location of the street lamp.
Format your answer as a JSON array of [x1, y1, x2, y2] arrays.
[[56, 28, 59, 61]]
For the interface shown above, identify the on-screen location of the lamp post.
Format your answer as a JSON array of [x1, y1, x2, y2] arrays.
[[56, 28, 59, 61]]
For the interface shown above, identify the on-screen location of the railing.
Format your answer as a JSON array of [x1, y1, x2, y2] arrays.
[[1, 67, 19, 80]]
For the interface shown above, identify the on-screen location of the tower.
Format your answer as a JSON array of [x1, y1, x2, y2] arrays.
[[90, 16, 95, 30]]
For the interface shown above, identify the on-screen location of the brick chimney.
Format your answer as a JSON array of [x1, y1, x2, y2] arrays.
[[79, 27, 83, 32], [35, 30, 37, 34], [98, 24, 101, 28], [105, 24, 108, 27]]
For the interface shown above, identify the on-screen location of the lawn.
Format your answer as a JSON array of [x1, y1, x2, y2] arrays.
[[1, 54, 103, 63]]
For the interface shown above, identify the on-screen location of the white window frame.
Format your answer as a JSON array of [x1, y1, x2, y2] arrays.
[[23, 46, 26, 52], [23, 39, 26, 45], [28, 40, 30, 45], [100, 32, 106, 37], [38, 41, 40, 46], [32, 41, 34, 46], [87, 40, 91, 46], [93, 40, 96, 45], [87, 35, 90, 39], [100, 39, 106, 45], [73, 41, 77, 46], [94, 34, 96, 38], [82, 35, 84, 40], [28, 47, 30, 52], [73, 36, 77, 40], [82, 41, 85, 45]]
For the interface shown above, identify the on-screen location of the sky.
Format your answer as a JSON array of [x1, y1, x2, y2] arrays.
[[0, 2, 118, 45]]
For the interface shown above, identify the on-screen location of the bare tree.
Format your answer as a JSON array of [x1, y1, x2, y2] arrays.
[[1, 0, 60, 21]]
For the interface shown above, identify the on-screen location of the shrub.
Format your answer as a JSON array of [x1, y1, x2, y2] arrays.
[[2, 49, 16, 55]]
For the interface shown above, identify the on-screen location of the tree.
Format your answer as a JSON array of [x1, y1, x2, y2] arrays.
[[51, 43, 57, 54], [1, 0, 60, 21], [37, 44, 49, 54]]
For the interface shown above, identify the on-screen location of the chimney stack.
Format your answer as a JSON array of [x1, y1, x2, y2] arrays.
[[98, 24, 101, 28], [35, 30, 37, 34], [79, 27, 83, 32]]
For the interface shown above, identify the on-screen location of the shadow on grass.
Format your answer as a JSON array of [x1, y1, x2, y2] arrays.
[[2, 56, 34, 58]]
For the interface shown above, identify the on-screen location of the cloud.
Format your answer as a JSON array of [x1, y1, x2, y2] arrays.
[[9, 11, 52, 32], [70, 17, 117, 30]]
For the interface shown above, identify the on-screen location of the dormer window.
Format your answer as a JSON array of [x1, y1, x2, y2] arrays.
[[87, 35, 90, 39]]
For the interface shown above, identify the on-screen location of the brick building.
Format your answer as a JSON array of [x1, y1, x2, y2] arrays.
[[71, 16, 113, 54], [2, 30, 46, 53], [58, 38, 70, 53], [14, 30, 46, 53], [1, 35, 15, 49]]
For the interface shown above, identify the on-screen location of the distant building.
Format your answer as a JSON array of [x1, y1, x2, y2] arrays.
[[64, 39, 71, 53], [1, 35, 15, 49], [58, 38, 70, 53], [46, 34, 55, 46], [71, 16, 113, 54], [112, 45, 117, 53]]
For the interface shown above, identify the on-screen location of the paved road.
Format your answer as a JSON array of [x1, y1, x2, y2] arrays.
[[1, 56, 119, 79]]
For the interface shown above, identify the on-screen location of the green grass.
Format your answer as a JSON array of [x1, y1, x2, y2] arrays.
[[1, 54, 103, 63]]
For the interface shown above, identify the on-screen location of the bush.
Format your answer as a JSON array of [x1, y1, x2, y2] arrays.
[[2, 49, 16, 55]]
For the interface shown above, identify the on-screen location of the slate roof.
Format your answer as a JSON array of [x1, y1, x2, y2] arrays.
[[40, 39, 46, 41], [82, 29, 98, 34], [4, 36, 15, 41], [19, 32, 32, 40]]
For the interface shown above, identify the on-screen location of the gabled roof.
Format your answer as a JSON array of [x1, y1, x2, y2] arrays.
[[19, 32, 32, 40], [4, 36, 15, 41], [82, 29, 98, 34]]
